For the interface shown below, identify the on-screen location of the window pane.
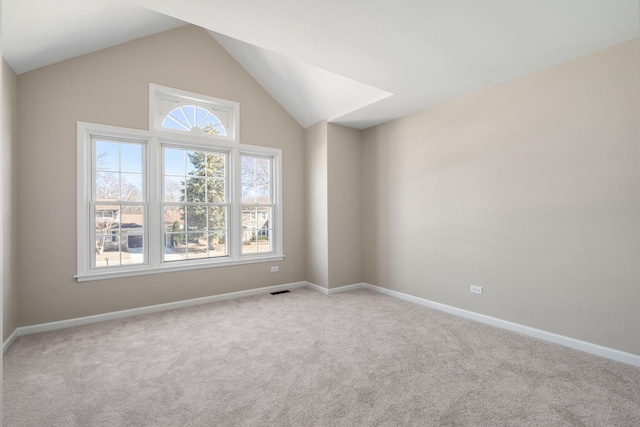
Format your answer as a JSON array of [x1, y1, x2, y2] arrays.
[[186, 177, 206, 202], [242, 180, 256, 204], [162, 116, 188, 132], [256, 182, 270, 204], [120, 173, 143, 202], [186, 233, 207, 260], [121, 236, 144, 265], [95, 141, 118, 171], [208, 232, 227, 258], [186, 151, 204, 176], [242, 227, 271, 254], [171, 107, 191, 129], [95, 235, 120, 267], [196, 106, 208, 127], [241, 207, 271, 255], [206, 153, 225, 177], [121, 205, 144, 232], [162, 146, 229, 265], [95, 205, 144, 267], [184, 105, 197, 128], [207, 206, 226, 231], [201, 115, 226, 136], [242, 207, 270, 229], [95, 140, 144, 202], [241, 156, 255, 181], [186, 206, 207, 231], [164, 148, 185, 176], [161, 105, 227, 136], [241, 155, 271, 204], [164, 234, 186, 262], [207, 178, 225, 202], [255, 158, 270, 181], [242, 207, 257, 233], [120, 144, 142, 173], [257, 231, 271, 254], [164, 177, 185, 202], [121, 235, 144, 265], [96, 172, 119, 201], [94, 205, 120, 260], [185, 151, 225, 177], [164, 206, 183, 234]]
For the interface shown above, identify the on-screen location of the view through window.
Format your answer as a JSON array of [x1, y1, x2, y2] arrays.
[[77, 85, 282, 281]]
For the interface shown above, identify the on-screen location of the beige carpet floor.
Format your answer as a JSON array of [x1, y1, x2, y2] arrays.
[[3, 287, 640, 426]]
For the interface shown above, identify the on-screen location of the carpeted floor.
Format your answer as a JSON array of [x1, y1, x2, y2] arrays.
[[4, 287, 640, 426]]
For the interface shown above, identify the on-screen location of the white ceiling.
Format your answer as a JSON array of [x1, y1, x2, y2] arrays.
[[2, 0, 185, 75], [4, 0, 639, 129]]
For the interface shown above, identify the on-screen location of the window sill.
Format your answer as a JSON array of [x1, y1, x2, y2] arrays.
[[75, 254, 285, 282]]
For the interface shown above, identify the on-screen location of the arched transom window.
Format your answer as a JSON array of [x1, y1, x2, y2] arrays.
[[151, 84, 239, 143], [162, 104, 228, 136]]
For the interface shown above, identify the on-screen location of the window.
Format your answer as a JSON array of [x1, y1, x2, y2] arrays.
[[94, 138, 145, 268], [241, 155, 274, 255], [161, 105, 227, 136], [163, 147, 228, 262], [151, 84, 238, 142], [77, 85, 282, 281]]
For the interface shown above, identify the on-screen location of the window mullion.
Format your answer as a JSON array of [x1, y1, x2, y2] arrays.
[[230, 147, 241, 259], [148, 137, 161, 268]]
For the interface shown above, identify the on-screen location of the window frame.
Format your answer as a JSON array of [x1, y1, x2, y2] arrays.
[[76, 89, 283, 282], [160, 143, 230, 263], [150, 83, 239, 143], [240, 153, 276, 256], [92, 137, 147, 270]]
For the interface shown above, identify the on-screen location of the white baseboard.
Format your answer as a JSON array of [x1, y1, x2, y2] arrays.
[[362, 283, 640, 368], [327, 283, 366, 294], [3, 281, 307, 352], [305, 282, 329, 294], [305, 282, 365, 295], [3, 328, 19, 353]]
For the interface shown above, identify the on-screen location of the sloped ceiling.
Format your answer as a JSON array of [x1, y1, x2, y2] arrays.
[[4, 0, 639, 129], [210, 31, 392, 129], [2, 0, 185, 75]]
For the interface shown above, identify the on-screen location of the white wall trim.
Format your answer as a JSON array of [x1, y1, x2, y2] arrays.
[[3, 281, 306, 351], [304, 282, 364, 295], [305, 281, 329, 294], [3, 328, 19, 353], [363, 283, 640, 368], [326, 283, 365, 294]]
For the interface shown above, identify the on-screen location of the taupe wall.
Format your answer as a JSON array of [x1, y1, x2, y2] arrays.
[[304, 121, 329, 288], [305, 122, 363, 289], [362, 39, 640, 356], [16, 25, 305, 326], [327, 124, 362, 288], [2, 59, 18, 340]]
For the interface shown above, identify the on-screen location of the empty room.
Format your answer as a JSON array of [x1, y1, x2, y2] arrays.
[[2, 0, 640, 425]]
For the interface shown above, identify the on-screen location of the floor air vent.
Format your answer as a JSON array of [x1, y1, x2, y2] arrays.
[[270, 290, 290, 295]]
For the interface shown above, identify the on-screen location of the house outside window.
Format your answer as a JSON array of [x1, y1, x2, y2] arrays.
[[77, 84, 283, 281]]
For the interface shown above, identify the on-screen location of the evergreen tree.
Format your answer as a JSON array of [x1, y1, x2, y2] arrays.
[[183, 152, 225, 247], [171, 220, 183, 246]]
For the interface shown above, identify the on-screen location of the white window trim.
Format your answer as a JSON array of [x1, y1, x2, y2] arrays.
[[77, 123, 153, 280], [238, 145, 284, 259], [149, 83, 240, 143], [77, 116, 283, 282]]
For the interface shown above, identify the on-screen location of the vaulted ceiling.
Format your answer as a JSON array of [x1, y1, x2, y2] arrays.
[[3, 0, 639, 129]]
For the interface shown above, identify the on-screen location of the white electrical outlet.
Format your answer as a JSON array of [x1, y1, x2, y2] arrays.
[[271, 266, 279, 273], [470, 285, 483, 295]]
